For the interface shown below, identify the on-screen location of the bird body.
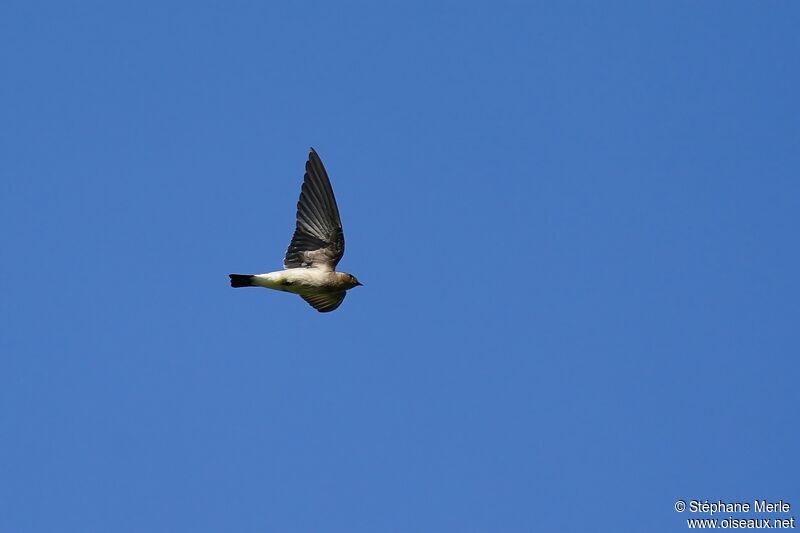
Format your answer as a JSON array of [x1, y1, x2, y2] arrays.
[[228, 148, 361, 313], [236, 269, 359, 293]]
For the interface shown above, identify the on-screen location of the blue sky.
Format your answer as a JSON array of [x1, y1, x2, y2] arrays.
[[1, 2, 798, 531]]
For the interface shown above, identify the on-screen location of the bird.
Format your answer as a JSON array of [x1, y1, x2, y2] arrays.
[[228, 148, 362, 312]]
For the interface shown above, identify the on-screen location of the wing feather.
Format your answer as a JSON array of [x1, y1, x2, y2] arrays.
[[300, 292, 346, 313], [284, 148, 345, 270]]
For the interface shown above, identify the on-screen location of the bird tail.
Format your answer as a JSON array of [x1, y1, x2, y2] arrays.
[[229, 274, 255, 288]]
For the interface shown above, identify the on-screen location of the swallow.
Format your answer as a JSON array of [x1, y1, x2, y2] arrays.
[[228, 148, 361, 312]]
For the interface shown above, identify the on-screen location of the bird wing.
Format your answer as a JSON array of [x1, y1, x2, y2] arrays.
[[283, 148, 345, 270], [300, 291, 347, 313]]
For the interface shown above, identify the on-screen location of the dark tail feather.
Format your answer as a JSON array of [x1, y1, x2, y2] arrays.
[[229, 274, 255, 288]]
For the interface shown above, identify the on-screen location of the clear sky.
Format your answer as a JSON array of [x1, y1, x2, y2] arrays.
[[1, 2, 798, 532]]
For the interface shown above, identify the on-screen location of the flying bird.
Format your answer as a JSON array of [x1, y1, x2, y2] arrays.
[[228, 148, 362, 312]]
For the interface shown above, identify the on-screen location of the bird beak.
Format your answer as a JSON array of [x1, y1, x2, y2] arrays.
[[356, 281, 363, 286]]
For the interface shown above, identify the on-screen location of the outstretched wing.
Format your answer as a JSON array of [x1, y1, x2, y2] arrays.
[[284, 148, 344, 270], [300, 292, 346, 313]]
